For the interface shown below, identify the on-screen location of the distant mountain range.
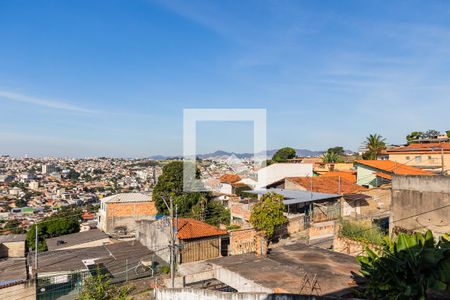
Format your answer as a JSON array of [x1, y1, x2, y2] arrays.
[[149, 149, 354, 160]]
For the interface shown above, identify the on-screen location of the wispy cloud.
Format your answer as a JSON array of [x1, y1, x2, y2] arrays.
[[0, 90, 96, 113]]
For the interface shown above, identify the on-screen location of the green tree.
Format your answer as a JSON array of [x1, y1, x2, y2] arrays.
[[272, 147, 296, 163], [322, 150, 344, 163], [204, 200, 230, 227], [327, 146, 344, 156], [153, 161, 204, 215], [357, 230, 450, 300], [153, 161, 230, 226], [406, 131, 423, 143], [67, 169, 81, 181], [15, 199, 28, 208], [363, 134, 386, 160], [78, 267, 134, 300], [249, 193, 287, 246], [422, 129, 441, 139], [26, 207, 82, 251]]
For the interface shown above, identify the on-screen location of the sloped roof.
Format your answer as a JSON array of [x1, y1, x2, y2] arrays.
[[286, 176, 366, 194], [355, 160, 434, 176], [46, 229, 108, 251], [219, 174, 241, 184], [385, 142, 450, 153], [0, 234, 26, 243], [101, 193, 151, 203], [321, 171, 357, 183], [374, 172, 393, 180], [176, 218, 227, 240], [246, 189, 340, 205]]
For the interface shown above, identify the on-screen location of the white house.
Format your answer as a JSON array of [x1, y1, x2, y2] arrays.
[[256, 163, 313, 189]]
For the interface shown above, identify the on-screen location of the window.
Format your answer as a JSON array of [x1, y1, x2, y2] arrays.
[[415, 156, 422, 162]]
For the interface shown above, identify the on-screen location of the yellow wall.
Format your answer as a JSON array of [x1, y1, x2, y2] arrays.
[[388, 153, 450, 173]]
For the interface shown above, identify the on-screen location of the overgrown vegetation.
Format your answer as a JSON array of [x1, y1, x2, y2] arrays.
[[357, 230, 450, 299], [153, 161, 230, 227], [26, 206, 82, 251], [78, 267, 134, 300], [338, 218, 385, 246]]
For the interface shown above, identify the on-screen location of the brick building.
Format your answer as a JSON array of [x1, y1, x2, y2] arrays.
[[137, 217, 227, 264], [97, 193, 157, 236]]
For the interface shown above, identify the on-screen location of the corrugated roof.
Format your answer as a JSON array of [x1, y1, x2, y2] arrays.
[[46, 229, 108, 251], [355, 160, 434, 176], [0, 234, 26, 244], [101, 193, 151, 203], [246, 188, 340, 205]]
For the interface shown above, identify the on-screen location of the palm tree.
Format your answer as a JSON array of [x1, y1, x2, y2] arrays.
[[363, 134, 386, 160], [322, 151, 343, 163]]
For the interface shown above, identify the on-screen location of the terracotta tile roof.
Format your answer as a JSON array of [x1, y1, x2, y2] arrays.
[[176, 218, 227, 240], [355, 160, 434, 176], [286, 176, 366, 195], [220, 174, 241, 184], [321, 171, 357, 183], [374, 172, 393, 180], [385, 143, 450, 153]]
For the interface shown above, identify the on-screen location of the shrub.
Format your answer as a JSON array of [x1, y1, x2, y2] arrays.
[[339, 219, 385, 245]]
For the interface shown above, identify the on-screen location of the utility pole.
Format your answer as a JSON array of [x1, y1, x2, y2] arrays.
[[162, 196, 176, 288], [338, 176, 341, 195], [170, 197, 175, 288], [34, 225, 38, 271]]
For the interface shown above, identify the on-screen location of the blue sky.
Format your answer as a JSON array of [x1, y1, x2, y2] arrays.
[[1, 0, 450, 157]]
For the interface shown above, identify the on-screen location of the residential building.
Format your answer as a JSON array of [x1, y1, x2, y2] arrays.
[[136, 217, 227, 264], [382, 142, 450, 174], [30, 241, 155, 299], [218, 174, 241, 195], [41, 164, 56, 174], [354, 160, 434, 188], [28, 181, 39, 190], [267, 176, 369, 218], [255, 163, 313, 189], [176, 242, 360, 297], [0, 234, 26, 258], [97, 193, 157, 236], [391, 175, 450, 237]]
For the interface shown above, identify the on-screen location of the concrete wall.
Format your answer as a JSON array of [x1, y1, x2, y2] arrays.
[[0, 280, 35, 300], [388, 153, 449, 172], [154, 288, 330, 300], [136, 219, 171, 263], [356, 164, 379, 188], [391, 175, 450, 236], [0, 241, 25, 258]]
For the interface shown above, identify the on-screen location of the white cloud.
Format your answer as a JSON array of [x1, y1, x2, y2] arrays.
[[0, 90, 95, 113]]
